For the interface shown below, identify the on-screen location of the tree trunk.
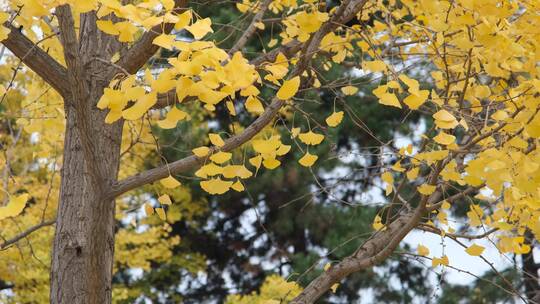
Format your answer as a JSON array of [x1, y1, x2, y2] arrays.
[[50, 92, 123, 303]]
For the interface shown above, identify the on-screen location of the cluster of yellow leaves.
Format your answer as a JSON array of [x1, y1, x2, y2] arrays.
[[372, 75, 430, 110], [225, 274, 302, 304], [320, 32, 353, 64], [417, 241, 485, 267], [250, 134, 291, 170], [237, 0, 297, 14], [95, 3, 210, 42], [283, 9, 329, 42], [354, 0, 540, 258], [114, 224, 180, 271], [0, 194, 29, 220]]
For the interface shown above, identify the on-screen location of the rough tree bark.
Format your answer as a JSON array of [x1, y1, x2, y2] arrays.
[[49, 98, 123, 303], [48, 6, 125, 303]]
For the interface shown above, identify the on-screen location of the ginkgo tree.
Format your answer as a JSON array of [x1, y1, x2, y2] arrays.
[[1, 0, 540, 303]]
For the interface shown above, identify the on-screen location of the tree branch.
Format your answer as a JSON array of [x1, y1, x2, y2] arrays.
[[228, 0, 272, 56], [417, 225, 498, 240], [116, 0, 188, 75], [110, 96, 287, 198], [0, 219, 56, 250], [1, 22, 70, 97], [291, 205, 426, 303], [109, 0, 370, 198]]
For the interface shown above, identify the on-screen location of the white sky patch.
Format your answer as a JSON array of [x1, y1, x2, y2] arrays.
[[404, 230, 519, 285]]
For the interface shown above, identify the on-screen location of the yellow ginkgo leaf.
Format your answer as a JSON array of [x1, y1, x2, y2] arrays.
[[381, 171, 394, 195], [417, 244, 430, 256], [403, 90, 429, 109], [406, 167, 419, 180], [399, 74, 419, 92], [0, 193, 29, 220], [475, 85, 491, 99], [200, 177, 233, 194], [372, 215, 384, 230], [156, 208, 167, 221], [491, 110, 508, 121], [362, 60, 387, 72], [433, 132, 456, 145], [96, 20, 119, 35], [324, 262, 332, 271], [418, 184, 436, 195], [433, 110, 459, 129], [263, 158, 281, 169], [115, 21, 138, 42], [231, 180, 245, 192], [299, 152, 318, 167], [252, 138, 280, 154], [174, 10, 192, 30], [268, 38, 278, 47], [441, 200, 451, 209], [341, 86, 358, 95], [158, 194, 172, 205], [241, 85, 260, 97], [392, 161, 405, 173], [245, 96, 264, 114], [209, 133, 225, 147], [195, 163, 224, 178], [378, 93, 402, 108], [432, 255, 449, 267], [160, 175, 181, 188], [226, 100, 237, 115], [192, 146, 210, 157], [157, 107, 188, 129], [222, 165, 253, 179], [152, 33, 176, 50], [291, 127, 301, 138], [186, 18, 213, 39], [249, 155, 263, 169], [276, 144, 291, 156], [122, 92, 157, 120], [210, 151, 232, 164], [433, 109, 456, 121], [330, 283, 339, 293], [277, 76, 300, 100], [298, 131, 324, 145], [465, 244, 485, 256], [144, 203, 154, 216], [326, 111, 344, 127], [73, 0, 98, 13], [162, 0, 175, 10]]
